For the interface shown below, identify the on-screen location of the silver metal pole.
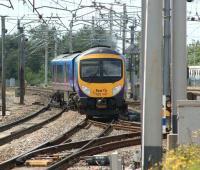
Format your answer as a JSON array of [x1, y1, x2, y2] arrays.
[[1, 16, 6, 116], [171, 0, 187, 134], [142, 0, 163, 168]]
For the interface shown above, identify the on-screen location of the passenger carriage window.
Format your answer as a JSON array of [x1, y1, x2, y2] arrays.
[[57, 65, 64, 83]]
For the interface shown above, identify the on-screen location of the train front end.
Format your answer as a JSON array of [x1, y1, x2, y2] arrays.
[[75, 47, 127, 118]]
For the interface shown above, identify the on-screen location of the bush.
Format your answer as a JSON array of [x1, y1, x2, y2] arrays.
[[25, 66, 51, 86], [162, 144, 200, 170]]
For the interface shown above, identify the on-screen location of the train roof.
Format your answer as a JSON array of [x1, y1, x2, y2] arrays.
[[51, 53, 80, 63], [81, 47, 121, 56]]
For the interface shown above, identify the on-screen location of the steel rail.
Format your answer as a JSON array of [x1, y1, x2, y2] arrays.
[[0, 141, 50, 170], [118, 119, 141, 127], [88, 119, 140, 132], [0, 108, 65, 146], [14, 132, 140, 169], [76, 119, 114, 152], [15, 119, 113, 166], [0, 105, 50, 132], [48, 136, 141, 170], [0, 118, 88, 170], [50, 118, 88, 145]]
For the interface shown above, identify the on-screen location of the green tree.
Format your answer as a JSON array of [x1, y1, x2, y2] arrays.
[[188, 41, 200, 65], [59, 25, 117, 53], [0, 24, 117, 85], [0, 34, 19, 80]]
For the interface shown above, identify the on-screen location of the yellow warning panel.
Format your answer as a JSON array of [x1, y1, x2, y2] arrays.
[[25, 159, 53, 166]]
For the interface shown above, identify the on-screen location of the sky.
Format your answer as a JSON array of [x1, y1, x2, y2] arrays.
[[187, 0, 200, 43], [0, 0, 200, 45], [0, 0, 142, 52]]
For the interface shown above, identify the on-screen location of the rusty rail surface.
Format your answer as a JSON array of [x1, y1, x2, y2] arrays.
[[0, 105, 50, 132], [48, 134, 141, 170], [0, 108, 65, 146], [0, 118, 88, 170], [118, 119, 141, 127], [0, 111, 141, 169], [13, 133, 140, 170], [88, 119, 141, 132]]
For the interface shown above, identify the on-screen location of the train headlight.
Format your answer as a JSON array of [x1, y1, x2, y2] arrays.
[[112, 85, 122, 96], [82, 86, 90, 95]]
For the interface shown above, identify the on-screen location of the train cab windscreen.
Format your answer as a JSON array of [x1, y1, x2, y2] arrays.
[[80, 59, 122, 83]]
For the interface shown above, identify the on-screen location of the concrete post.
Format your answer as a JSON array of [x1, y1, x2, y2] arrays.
[[171, 0, 187, 133], [142, 0, 163, 168], [111, 152, 120, 170]]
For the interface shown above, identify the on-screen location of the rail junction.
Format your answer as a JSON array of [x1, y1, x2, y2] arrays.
[[0, 114, 141, 170]]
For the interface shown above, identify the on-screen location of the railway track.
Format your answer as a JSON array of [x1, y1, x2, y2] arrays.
[[0, 105, 50, 132], [88, 119, 141, 132], [0, 118, 141, 170], [0, 105, 65, 146]]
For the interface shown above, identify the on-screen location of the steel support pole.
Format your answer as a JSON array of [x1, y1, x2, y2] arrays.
[[171, 0, 187, 133], [122, 4, 127, 55], [142, 0, 163, 168], [17, 20, 26, 104], [54, 30, 57, 58], [163, 0, 171, 99], [110, 6, 113, 49], [44, 26, 48, 86], [130, 24, 135, 99], [69, 21, 73, 53], [17, 19, 20, 87], [91, 16, 95, 46], [19, 26, 25, 104], [1, 16, 6, 116]]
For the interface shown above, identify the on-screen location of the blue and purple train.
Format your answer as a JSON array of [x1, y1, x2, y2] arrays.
[[51, 47, 128, 118]]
